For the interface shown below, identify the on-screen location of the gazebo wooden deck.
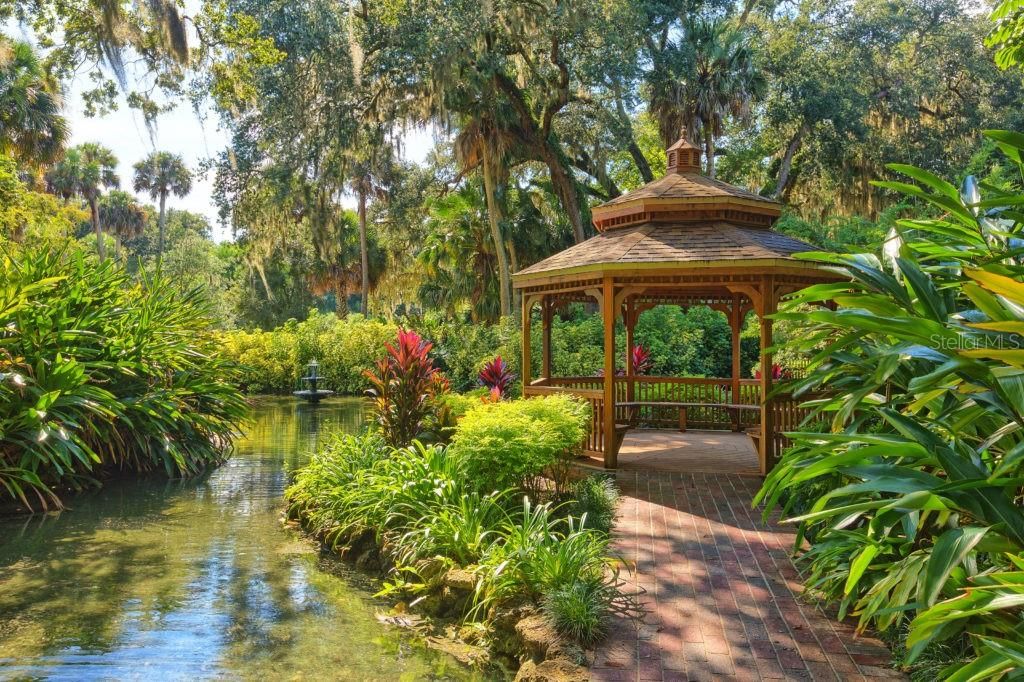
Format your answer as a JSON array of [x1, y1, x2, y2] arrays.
[[513, 139, 842, 475]]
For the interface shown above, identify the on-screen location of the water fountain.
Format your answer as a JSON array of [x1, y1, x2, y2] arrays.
[[293, 358, 334, 404]]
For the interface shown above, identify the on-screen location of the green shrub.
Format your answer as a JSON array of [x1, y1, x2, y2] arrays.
[[757, 131, 1024, 679], [0, 244, 247, 509], [568, 475, 619, 534], [543, 578, 615, 646], [476, 499, 622, 619], [450, 394, 590, 497], [218, 325, 299, 393], [287, 433, 630, 648], [216, 311, 398, 394]]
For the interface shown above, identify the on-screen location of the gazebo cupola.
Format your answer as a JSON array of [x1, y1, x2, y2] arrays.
[[513, 138, 842, 475], [591, 139, 781, 232]]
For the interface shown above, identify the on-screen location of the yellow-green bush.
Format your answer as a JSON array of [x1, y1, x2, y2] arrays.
[[218, 326, 299, 393], [449, 394, 590, 496], [216, 312, 398, 394]]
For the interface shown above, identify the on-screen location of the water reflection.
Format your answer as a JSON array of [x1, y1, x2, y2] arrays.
[[0, 397, 474, 680]]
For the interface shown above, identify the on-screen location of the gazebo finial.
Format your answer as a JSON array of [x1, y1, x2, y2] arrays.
[[666, 137, 701, 174]]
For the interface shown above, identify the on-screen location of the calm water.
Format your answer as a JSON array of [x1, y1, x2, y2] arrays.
[[0, 397, 476, 681]]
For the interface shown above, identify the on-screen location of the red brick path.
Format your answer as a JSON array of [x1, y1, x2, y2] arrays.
[[590, 471, 903, 681]]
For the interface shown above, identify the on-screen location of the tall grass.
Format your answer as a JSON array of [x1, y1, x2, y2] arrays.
[[0, 245, 247, 510]]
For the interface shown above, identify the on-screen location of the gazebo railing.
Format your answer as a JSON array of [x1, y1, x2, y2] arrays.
[[526, 377, 818, 465], [543, 376, 761, 430]]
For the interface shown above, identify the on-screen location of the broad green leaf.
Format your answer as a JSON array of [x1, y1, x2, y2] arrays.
[[845, 544, 880, 596], [924, 527, 988, 606], [888, 163, 960, 200]]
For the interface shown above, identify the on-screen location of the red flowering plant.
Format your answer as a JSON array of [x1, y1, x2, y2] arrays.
[[753, 363, 792, 381], [597, 345, 652, 377], [364, 329, 448, 447], [478, 355, 516, 398], [631, 345, 653, 375]]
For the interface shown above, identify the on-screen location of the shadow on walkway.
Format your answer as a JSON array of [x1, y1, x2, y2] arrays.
[[589, 471, 904, 681]]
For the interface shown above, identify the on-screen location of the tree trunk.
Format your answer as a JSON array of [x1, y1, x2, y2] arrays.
[[335, 279, 349, 318], [114, 233, 121, 262], [157, 191, 168, 266], [358, 183, 369, 315], [253, 260, 275, 302], [481, 142, 512, 318], [704, 128, 716, 179], [628, 142, 654, 183], [738, 0, 756, 25], [541, 143, 586, 243], [772, 126, 806, 201], [491, 71, 586, 243], [506, 237, 520, 312], [91, 198, 105, 261]]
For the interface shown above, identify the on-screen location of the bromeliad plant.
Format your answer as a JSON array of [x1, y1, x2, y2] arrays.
[[758, 130, 1024, 679], [364, 328, 448, 447], [478, 355, 516, 398]]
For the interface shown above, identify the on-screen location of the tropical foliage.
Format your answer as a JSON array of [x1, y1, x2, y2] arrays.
[[450, 395, 591, 499], [364, 329, 449, 447], [757, 130, 1024, 679], [0, 243, 247, 510], [45, 143, 119, 260], [477, 356, 515, 398], [132, 151, 193, 264], [0, 34, 67, 165], [286, 417, 626, 647]]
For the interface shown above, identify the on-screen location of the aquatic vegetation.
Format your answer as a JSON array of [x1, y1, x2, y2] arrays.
[[0, 244, 247, 510], [287, 428, 628, 651]]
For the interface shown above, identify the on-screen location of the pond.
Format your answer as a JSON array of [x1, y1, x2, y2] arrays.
[[0, 397, 477, 680]]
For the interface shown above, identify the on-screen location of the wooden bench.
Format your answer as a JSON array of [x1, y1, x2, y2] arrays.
[[618, 401, 761, 433]]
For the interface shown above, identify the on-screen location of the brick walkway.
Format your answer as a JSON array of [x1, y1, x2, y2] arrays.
[[591, 471, 902, 681]]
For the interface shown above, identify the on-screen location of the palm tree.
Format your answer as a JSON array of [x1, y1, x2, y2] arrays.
[[348, 137, 392, 316], [132, 151, 193, 264], [648, 18, 763, 178], [680, 19, 763, 178], [0, 35, 68, 165], [416, 184, 500, 322], [46, 143, 120, 260], [454, 115, 515, 318], [99, 190, 147, 261]]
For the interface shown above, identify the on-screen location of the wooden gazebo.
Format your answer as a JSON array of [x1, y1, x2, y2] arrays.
[[513, 139, 841, 475]]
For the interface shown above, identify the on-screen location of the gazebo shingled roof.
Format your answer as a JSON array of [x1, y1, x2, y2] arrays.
[[512, 138, 841, 475], [514, 222, 819, 279]]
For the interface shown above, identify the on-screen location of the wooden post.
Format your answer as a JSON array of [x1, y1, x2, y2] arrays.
[[731, 294, 742, 430], [541, 297, 552, 380], [624, 297, 635, 403], [758, 277, 777, 475], [603, 277, 617, 469], [522, 295, 532, 393]]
